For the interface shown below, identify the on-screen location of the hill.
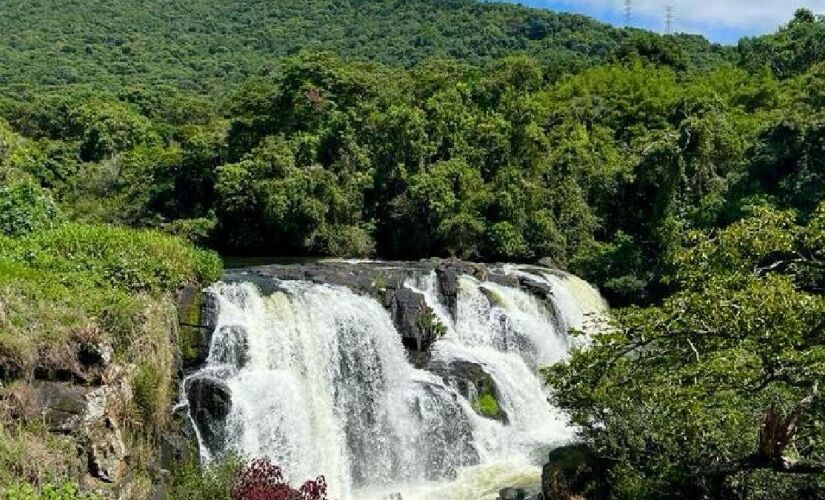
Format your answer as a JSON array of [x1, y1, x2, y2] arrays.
[[0, 0, 730, 94]]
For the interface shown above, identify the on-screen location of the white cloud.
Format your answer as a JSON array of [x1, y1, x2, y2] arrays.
[[539, 0, 825, 33]]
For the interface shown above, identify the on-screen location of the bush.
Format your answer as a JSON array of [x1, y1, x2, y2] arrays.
[[3, 482, 98, 500], [168, 454, 241, 500], [231, 459, 328, 500], [0, 182, 63, 237]]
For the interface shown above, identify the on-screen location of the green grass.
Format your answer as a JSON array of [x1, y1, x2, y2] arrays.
[[0, 222, 222, 493], [0, 223, 221, 294]]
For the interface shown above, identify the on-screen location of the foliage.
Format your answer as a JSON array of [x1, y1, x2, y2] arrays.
[[0, 181, 63, 237], [547, 205, 825, 499], [739, 9, 825, 78], [474, 393, 501, 420], [0, 0, 729, 96], [0, 422, 84, 494], [471, 373, 503, 420], [168, 454, 241, 500], [416, 309, 447, 340], [231, 458, 328, 500], [0, 3, 821, 497], [0, 223, 221, 294], [2, 481, 98, 500]]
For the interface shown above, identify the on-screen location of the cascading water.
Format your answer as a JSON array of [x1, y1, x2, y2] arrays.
[[184, 264, 607, 499]]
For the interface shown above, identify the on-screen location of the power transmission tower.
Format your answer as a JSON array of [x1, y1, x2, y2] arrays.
[[665, 5, 674, 34], [624, 0, 632, 26]]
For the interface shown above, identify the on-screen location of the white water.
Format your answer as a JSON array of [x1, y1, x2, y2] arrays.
[[186, 266, 607, 499]]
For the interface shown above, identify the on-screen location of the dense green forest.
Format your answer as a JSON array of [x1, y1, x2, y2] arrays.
[[0, 0, 729, 93], [0, 0, 824, 498]]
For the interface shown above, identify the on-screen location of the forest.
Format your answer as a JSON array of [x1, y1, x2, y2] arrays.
[[0, 0, 823, 499]]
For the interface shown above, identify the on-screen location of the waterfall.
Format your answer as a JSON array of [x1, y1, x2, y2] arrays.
[[184, 264, 607, 500]]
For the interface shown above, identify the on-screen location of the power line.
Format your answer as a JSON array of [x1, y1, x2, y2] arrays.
[[665, 5, 674, 34], [624, 0, 632, 26]]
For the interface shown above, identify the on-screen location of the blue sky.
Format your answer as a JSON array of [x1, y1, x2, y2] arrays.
[[507, 1, 825, 44]]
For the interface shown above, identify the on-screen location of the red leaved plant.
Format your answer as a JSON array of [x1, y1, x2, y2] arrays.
[[231, 458, 329, 500]]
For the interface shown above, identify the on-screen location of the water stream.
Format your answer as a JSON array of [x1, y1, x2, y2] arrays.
[[184, 265, 607, 499]]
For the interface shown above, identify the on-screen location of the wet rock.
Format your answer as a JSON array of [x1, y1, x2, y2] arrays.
[[435, 265, 460, 316], [389, 287, 443, 367], [390, 287, 428, 346], [429, 359, 507, 423], [541, 444, 607, 500], [499, 487, 528, 500], [434, 260, 492, 317], [410, 381, 480, 480], [518, 275, 553, 301], [185, 376, 232, 455], [211, 325, 249, 368], [177, 287, 219, 369], [160, 408, 195, 470], [200, 291, 220, 332]]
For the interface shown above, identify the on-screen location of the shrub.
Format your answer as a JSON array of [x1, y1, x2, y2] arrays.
[[0, 181, 63, 237], [168, 454, 241, 500], [2, 481, 98, 500], [231, 459, 328, 500]]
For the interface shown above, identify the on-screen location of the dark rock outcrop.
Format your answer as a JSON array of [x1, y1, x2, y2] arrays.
[[32, 381, 91, 433], [185, 376, 232, 456], [210, 325, 249, 368], [390, 287, 440, 367], [499, 487, 528, 500], [29, 376, 132, 486], [429, 359, 507, 423], [541, 444, 607, 500], [177, 286, 219, 369], [434, 260, 486, 316], [77, 340, 114, 368]]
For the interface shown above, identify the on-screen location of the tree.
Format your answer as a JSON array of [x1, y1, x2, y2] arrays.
[[548, 205, 825, 498]]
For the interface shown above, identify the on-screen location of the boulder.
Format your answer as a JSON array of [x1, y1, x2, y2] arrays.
[[498, 487, 528, 500], [210, 325, 250, 368], [77, 341, 114, 368], [32, 381, 91, 433], [85, 415, 128, 483], [541, 444, 607, 500], [389, 287, 443, 367], [518, 275, 553, 301], [429, 359, 507, 423], [185, 376, 232, 455]]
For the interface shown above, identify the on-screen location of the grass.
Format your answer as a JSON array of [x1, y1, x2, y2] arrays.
[[0, 222, 222, 494], [0, 223, 222, 294], [0, 421, 84, 491]]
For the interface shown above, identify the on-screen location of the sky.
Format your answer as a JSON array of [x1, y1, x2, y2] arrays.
[[509, 1, 825, 44]]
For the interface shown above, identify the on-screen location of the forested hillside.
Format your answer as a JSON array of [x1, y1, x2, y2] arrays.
[[0, 0, 728, 93], [0, 1, 823, 498]]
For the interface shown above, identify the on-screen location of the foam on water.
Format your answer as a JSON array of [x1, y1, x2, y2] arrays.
[[185, 266, 607, 499]]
